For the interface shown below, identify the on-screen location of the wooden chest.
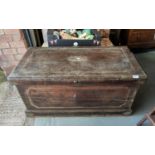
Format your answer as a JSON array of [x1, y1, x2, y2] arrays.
[[8, 47, 147, 116], [120, 29, 155, 48]]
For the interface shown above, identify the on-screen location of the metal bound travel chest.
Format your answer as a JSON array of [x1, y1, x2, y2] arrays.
[[8, 46, 147, 116]]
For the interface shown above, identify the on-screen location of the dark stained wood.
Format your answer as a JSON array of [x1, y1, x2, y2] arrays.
[[8, 47, 147, 116], [137, 107, 155, 126], [120, 29, 155, 48], [8, 47, 146, 83]]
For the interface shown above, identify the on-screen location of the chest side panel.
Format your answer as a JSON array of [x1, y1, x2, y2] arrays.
[[128, 30, 155, 43]]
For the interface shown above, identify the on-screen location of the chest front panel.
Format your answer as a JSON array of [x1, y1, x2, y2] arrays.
[[17, 82, 138, 111]]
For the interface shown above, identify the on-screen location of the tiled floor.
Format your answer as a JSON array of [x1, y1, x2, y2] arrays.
[[0, 82, 26, 125], [1, 48, 155, 126]]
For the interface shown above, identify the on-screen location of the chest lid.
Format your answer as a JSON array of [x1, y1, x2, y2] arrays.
[[8, 46, 147, 83]]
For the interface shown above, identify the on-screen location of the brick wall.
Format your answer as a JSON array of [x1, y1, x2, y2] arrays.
[[0, 29, 27, 76]]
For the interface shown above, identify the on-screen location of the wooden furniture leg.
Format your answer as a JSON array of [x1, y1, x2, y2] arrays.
[[137, 107, 155, 126], [137, 115, 147, 126]]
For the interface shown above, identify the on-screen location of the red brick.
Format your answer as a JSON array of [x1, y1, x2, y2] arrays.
[[17, 48, 27, 54], [7, 54, 16, 62], [0, 34, 13, 42], [9, 41, 26, 48], [4, 29, 21, 35], [0, 42, 10, 48], [2, 49, 17, 55], [0, 54, 16, 68], [12, 34, 23, 41], [14, 54, 23, 61], [0, 50, 2, 55]]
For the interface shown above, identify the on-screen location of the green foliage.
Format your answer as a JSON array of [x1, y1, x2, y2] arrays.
[[0, 69, 6, 84]]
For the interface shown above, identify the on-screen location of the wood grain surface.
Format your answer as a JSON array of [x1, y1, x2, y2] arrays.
[[8, 46, 147, 116]]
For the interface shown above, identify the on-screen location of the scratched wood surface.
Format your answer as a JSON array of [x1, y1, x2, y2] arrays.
[[8, 46, 147, 116], [8, 46, 146, 83]]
